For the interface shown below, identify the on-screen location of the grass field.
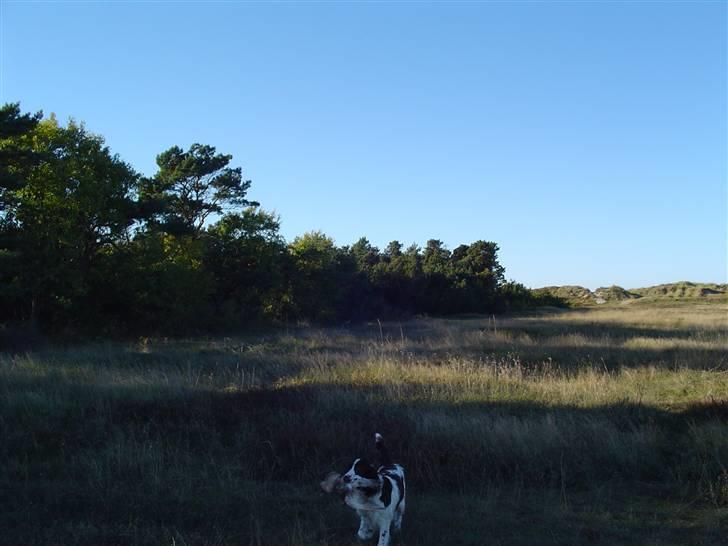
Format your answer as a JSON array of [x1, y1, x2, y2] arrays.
[[2, 302, 727, 545]]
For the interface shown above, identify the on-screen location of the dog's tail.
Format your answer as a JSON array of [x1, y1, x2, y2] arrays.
[[374, 432, 392, 467]]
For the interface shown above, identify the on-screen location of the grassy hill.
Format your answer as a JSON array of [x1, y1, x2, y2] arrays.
[[594, 285, 640, 302], [531, 285, 596, 305], [631, 281, 728, 299], [534, 281, 727, 306]]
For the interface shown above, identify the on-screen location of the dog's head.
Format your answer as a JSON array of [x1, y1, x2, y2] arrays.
[[321, 457, 380, 491], [342, 458, 381, 491], [328, 458, 382, 509], [321, 433, 403, 511], [321, 457, 383, 506]]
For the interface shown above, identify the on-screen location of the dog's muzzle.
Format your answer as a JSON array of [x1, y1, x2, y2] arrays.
[[320, 472, 349, 496]]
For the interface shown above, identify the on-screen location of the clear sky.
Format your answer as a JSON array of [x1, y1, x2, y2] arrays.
[[1, 1, 725, 289]]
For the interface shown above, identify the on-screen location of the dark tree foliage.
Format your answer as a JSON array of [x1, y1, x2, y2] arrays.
[[204, 210, 288, 327], [0, 103, 43, 324], [141, 143, 258, 235], [0, 103, 43, 202], [287, 231, 343, 323], [1, 113, 140, 327], [0, 103, 557, 337]]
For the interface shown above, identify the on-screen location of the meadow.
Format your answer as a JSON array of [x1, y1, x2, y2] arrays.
[[2, 302, 727, 545]]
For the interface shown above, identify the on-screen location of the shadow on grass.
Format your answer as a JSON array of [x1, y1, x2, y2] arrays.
[[3, 369, 728, 544]]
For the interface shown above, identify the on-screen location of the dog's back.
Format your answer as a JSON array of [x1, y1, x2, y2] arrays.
[[374, 432, 406, 523]]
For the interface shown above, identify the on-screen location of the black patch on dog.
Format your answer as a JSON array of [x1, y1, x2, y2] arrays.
[[380, 477, 393, 507], [386, 472, 405, 510], [357, 486, 379, 496], [354, 459, 379, 480]]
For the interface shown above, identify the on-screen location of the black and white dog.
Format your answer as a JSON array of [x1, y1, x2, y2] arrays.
[[321, 433, 406, 546]]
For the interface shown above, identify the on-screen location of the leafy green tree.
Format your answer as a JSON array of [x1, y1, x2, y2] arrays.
[[0, 103, 43, 210], [204, 209, 287, 325], [401, 243, 423, 278], [383, 240, 403, 259], [141, 143, 257, 235], [421, 240, 453, 313], [452, 241, 505, 284], [116, 143, 260, 332], [94, 231, 214, 333], [288, 231, 344, 322], [422, 239, 451, 275], [449, 241, 504, 312], [0, 103, 43, 322], [497, 281, 536, 310], [350, 237, 380, 273], [3, 116, 139, 327], [370, 240, 414, 314], [384, 241, 402, 263]]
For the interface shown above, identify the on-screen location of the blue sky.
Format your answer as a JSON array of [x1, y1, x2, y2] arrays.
[[1, 1, 725, 289]]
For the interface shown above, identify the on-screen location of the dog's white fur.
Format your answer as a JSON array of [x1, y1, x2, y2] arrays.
[[321, 433, 406, 546]]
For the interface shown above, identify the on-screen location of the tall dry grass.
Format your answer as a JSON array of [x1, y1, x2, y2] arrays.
[[1, 303, 727, 544]]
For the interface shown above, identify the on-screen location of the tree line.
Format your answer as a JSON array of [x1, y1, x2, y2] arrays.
[[0, 103, 559, 336]]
